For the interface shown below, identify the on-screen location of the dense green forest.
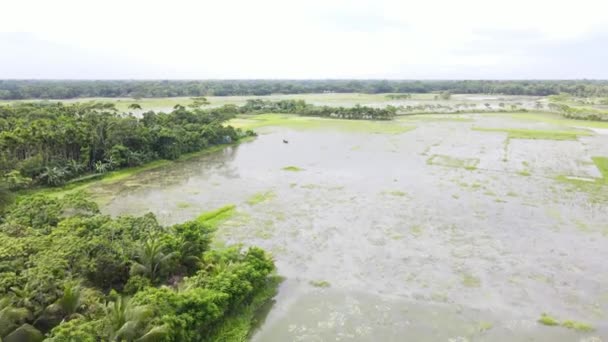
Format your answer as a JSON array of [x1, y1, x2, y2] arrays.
[[0, 102, 252, 191], [0, 194, 277, 341], [2, 80, 608, 99]]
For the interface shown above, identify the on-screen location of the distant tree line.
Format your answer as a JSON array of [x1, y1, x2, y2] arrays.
[[2, 80, 608, 99], [239, 99, 396, 120]]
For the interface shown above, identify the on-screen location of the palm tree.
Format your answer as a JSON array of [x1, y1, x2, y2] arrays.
[[46, 283, 83, 321], [175, 240, 201, 273], [104, 296, 168, 342], [39, 166, 68, 186], [130, 239, 176, 283]]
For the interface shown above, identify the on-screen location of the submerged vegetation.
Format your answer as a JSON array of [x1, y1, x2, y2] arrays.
[[538, 314, 594, 332], [246, 191, 276, 206], [282, 166, 304, 172], [427, 154, 479, 170], [0, 194, 276, 341], [473, 127, 590, 140]]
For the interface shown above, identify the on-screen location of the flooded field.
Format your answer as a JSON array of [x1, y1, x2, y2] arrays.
[[93, 112, 608, 341]]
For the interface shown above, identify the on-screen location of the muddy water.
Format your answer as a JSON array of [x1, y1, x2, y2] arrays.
[[97, 114, 608, 341]]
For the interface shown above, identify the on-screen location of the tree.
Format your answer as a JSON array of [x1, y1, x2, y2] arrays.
[[103, 296, 167, 342], [46, 283, 83, 322], [128, 104, 142, 111], [130, 239, 176, 283], [188, 97, 210, 109]]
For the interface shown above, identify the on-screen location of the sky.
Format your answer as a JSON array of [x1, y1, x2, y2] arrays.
[[1, 0, 607, 79]]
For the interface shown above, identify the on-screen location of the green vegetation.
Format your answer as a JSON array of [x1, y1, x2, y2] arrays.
[[195, 204, 237, 228], [231, 114, 415, 134], [538, 313, 559, 326], [246, 191, 276, 205], [427, 154, 479, 170], [0, 102, 254, 205], [591, 156, 608, 182], [554, 157, 608, 203], [473, 127, 590, 140], [309, 280, 331, 288], [461, 273, 481, 287], [3, 80, 608, 100], [240, 99, 397, 120], [508, 112, 608, 129], [538, 314, 594, 332], [282, 166, 304, 172], [561, 320, 594, 332], [0, 194, 276, 341]]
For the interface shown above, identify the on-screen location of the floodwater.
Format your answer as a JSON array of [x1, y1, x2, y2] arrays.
[[95, 114, 608, 341]]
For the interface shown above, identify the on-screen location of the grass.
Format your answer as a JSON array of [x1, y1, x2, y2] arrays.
[[461, 273, 481, 287], [555, 157, 608, 203], [195, 205, 237, 229], [473, 127, 591, 140], [561, 320, 595, 332], [246, 191, 275, 205], [309, 280, 331, 288], [176, 202, 191, 209], [230, 113, 416, 134], [410, 225, 423, 236], [427, 154, 479, 170], [592, 156, 608, 181], [538, 313, 559, 326], [507, 112, 608, 129], [282, 166, 304, 172], [537, 314, 594, 332]]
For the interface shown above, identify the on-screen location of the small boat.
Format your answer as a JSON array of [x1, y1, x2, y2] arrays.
[[283, 139, 289, 144]]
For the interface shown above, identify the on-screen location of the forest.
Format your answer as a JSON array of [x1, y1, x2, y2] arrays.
[[0, 193, 277, 341], [0, 100, 396, 200], [2, 80, 608, 99], [0, 102, 252, 192]]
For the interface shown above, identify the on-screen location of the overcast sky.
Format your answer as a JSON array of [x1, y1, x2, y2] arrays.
[[1, 0, 607, 79]]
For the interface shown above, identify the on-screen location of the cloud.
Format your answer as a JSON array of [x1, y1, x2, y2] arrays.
[[1, 0, 607, 79]]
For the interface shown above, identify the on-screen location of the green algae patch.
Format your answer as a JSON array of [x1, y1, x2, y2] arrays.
[[176, 202, 191, 209], [309, 280, 331, 288], [538, 313, 559, 326], [427, 154, 479, 170], [282, 166, 304, 172], [461, 273, 481, 288], [537, 314, 594, 332], [473, 127, 590, 140], [561, 320, 594, 332], [246, 191, 276, 205], [195, 205, 237, 229]]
